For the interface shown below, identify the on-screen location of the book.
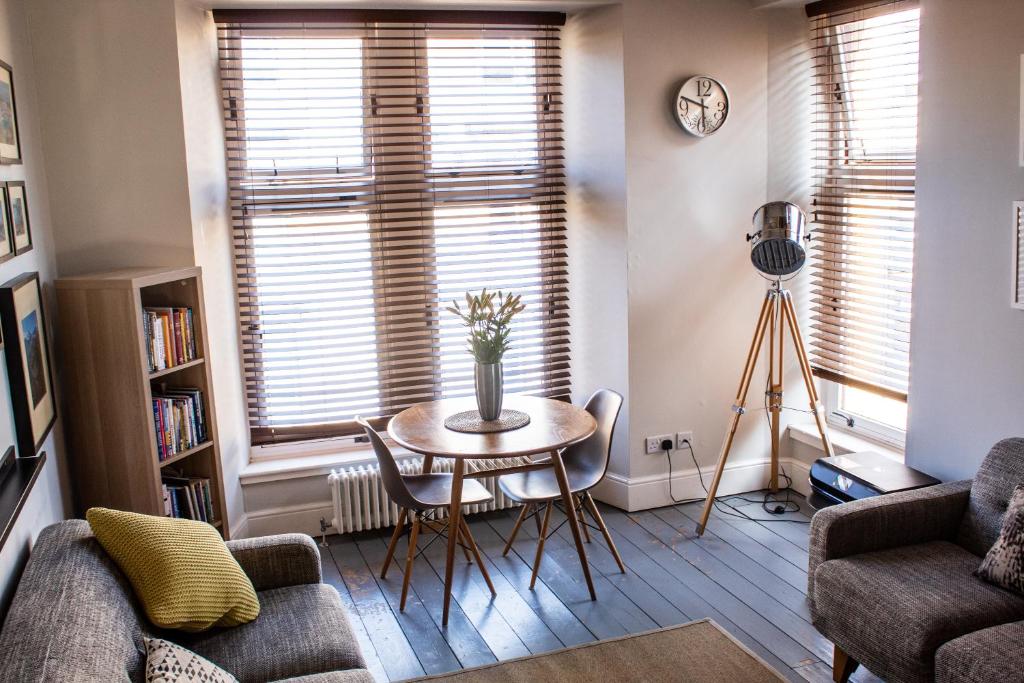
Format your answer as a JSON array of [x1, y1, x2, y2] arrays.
[[151, 388, 206, 460], [143, 306, 198, 372], [162, 473, 215, 524]]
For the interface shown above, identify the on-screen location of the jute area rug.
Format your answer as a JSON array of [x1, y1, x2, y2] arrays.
[[406, 619, 787, 682]]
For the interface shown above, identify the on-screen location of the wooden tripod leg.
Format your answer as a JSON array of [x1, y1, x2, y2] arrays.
[[503, 504, 529, 556], [381, 507, 408, 579], [586, 493, 625, 573], [530, 502, 553, 589], [768, 294, 783, 491], [781, 291, 835, 458], [460, 517, 496, 596], [696, 289, 776, 536]]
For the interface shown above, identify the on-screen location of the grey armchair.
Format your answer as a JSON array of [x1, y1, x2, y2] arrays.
[[808, 438, 1024, 683]]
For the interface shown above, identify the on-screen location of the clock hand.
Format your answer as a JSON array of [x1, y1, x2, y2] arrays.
[[681, 96, 709, 109]]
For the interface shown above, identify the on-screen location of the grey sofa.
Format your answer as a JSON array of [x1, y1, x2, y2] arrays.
[[808, 438, 1024, 683], [0, 519, 374, 682]]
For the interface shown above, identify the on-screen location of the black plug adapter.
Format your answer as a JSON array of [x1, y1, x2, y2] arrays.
[[660, 438, 674, 451]]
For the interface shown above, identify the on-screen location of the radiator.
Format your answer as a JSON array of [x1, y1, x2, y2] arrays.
[[328, 457, 526, 533]]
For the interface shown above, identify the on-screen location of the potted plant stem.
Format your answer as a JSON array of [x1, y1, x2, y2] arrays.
[[446, 289, 525, 420]]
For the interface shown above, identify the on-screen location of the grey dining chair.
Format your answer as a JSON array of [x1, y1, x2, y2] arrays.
[[496, 389, 626, 587], [357, 418, 497, 610]]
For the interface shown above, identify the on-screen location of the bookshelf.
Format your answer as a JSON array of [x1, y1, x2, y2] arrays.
[[55, 266, 229, 538]]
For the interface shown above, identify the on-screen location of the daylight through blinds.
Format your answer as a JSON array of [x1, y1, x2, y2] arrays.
[[808, 0, 919, 401], [216, 12, 569, 444]]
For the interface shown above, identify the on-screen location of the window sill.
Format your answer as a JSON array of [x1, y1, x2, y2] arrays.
[[788, 422, 904, 462], [239, 445, 416, 485]]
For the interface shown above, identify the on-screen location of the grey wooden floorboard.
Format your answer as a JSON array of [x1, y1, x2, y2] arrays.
[[327, 491, 883, 683], [327, 535, 424, 681], [467, 514, 595, 648], [318, 544, 387, 683], [352, 532, 462, 675]]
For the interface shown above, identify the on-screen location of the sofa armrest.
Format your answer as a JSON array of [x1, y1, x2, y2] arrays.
[[227, 533, 322, 591], [808, 480, 971, 597]]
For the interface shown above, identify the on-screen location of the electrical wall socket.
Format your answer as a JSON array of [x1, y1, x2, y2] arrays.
[[676, 431, 694, 450], [644, 434, 674, 455]]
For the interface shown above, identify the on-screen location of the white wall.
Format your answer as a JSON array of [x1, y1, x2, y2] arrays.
[[563, 5, 631, 496], [174, 0, 247, 538], [614, 0, 772, 508], [0, 0, 70, 615], [905, 0, 1024, 480]]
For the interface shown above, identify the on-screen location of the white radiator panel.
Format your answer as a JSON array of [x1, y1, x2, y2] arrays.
[[328, 457, 525, 533]]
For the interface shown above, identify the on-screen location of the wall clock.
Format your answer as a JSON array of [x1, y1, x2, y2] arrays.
[[674, 75, 729, 137]]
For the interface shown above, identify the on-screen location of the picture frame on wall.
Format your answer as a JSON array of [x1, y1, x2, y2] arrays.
[[0, 186, 14, 265], [1014, 202, 1024, 310], [0, 273, 56, 456], [0, 60, 20, 165], [6, 182, 31, 255]]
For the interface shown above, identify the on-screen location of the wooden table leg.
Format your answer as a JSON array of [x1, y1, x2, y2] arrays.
[[442, 458, 465, 626], [550, 449, 596, 600]]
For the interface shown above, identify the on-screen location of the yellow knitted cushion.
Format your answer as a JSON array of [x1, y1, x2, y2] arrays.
[[87, 508, 259, 632]]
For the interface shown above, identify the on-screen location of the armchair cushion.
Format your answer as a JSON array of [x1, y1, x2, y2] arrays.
[[226, 533, 322, 591], [811, 540, 1024, 683], [958, 437, 1024, 556], [935, 621, 1024, 683], [184, 584, 367, 683], [975, 484, 1024, 595], [807, 480, 971, 597]]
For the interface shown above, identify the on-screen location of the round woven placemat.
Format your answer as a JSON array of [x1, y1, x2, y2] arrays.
[[444, 409, 531, 434]]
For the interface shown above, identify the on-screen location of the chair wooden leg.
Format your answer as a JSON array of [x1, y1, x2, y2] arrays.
[[577, 494, 592, 543], [530, 502, 553, 589], [381, 507, 407, 579], [533, 502, 543, 535], [832, 645, 858, 683], [585, 493, 625, 574], [460, 517, 496, 597], [400, 514, 420, 611], [503, 504, 529, 556]]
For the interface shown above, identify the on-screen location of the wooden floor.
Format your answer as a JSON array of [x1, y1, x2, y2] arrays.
[[319, 493, 883, 683]]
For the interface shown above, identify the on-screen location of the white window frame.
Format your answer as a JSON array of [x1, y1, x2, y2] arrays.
[[821, 380, 906, 452]]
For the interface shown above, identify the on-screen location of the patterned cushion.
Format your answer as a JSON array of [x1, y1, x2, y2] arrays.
[[87, 508, 260, 632], [145, 638, 237, 682], [976, 484, 1024, 595]]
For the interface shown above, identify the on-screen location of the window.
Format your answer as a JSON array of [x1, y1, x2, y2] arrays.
[[216, 11, 569, 447], [808, 0, 920, 444]]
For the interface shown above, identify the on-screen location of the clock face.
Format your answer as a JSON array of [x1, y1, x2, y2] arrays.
[[674, 75, 729, 137]]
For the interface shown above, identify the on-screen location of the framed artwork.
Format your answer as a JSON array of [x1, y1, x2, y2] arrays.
[[0, 273, 55, 456], [0, 61, 19, 165], [1014, 202, 1024, 310], [0, 186, 13, 265], [6, 182, 30, 255]]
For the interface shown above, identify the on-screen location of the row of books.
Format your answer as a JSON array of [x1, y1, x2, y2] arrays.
[[161, 474, 215, 523], [152, 388, 208, 461], [144, 306, 198, 372]]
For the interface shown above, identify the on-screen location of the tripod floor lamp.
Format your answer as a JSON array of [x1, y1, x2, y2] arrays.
[[695, 202, 835, 536]]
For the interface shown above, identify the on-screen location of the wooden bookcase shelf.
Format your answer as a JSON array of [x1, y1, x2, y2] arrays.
[[56, 267, 229, 538]]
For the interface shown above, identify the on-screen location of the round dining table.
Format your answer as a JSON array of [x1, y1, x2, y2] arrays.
[[389, 394, 597, 626]]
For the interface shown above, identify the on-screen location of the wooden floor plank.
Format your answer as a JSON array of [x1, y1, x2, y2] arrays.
[[467, 514, 595, 648], [352, 532, 462, 675], [654, 506, 811, 619], [327, 535, 425, 681], [318, 544, 387, 682], [699, 502, 811, 571], [714, 495, 813, 550]]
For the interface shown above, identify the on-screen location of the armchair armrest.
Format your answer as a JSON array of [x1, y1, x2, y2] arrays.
[[227, 533, 322, 591], [808, 480, 971, 597]]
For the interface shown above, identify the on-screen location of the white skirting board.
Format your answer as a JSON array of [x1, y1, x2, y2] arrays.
[[235, 456, 813, 539]]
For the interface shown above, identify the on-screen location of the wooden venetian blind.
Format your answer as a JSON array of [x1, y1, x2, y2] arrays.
[[215, 10, 569, 444], [807, 0, 919, 402]]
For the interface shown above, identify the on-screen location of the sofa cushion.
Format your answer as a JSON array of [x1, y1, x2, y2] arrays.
[[976, 484, 1024, 595], [144, 637, 236, 682], [812, 540, 1024, 683], [935, 621, 1024, 683], [184, 584, 367, 683], [958, 437, 1024, 556], [0, 520, 154, 682], [87, 508, 260, 632]]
